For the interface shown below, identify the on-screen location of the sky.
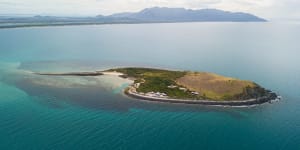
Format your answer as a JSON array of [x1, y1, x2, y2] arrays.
[[0, 0, 299, 20]]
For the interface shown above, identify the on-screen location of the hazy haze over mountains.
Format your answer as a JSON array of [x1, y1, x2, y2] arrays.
[[1, 7, 266, 22], [0, 7, 266, 28], [107, 7, 266, 22]]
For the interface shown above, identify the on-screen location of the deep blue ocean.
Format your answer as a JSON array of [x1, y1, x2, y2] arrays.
[[0, 23, 299, 150]]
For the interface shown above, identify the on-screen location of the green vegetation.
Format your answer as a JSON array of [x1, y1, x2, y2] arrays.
[[108, 68, 184, 79], [108, 67, 269, 101], [108, 68, 197, 99]]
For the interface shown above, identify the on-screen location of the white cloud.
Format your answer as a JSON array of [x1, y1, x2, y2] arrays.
[[0, 0, 299, 20]]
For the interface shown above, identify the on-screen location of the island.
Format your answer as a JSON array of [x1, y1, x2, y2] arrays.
[[36, 67, 280, 107]]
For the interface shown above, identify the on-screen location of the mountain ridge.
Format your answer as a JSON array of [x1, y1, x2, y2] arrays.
[[107, 7, 267, 22], [0, 7, 267, 28]]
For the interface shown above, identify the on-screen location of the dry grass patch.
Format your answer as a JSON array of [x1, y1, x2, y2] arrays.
[[176, 72, 256, 100]]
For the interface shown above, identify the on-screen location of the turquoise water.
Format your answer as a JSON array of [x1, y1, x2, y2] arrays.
[[0, 23, 300, 150]]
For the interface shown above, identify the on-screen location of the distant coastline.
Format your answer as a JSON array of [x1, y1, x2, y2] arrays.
[[0, 21, 267, 29], [0, 7, 266, 29], [0, 22, 140, 29]]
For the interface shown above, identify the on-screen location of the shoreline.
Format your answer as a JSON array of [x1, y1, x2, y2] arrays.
[[125, 86, 280, 107], [0, 21, 268, 30], [34, 71, 123, 77], [35, 71, 104, 76]]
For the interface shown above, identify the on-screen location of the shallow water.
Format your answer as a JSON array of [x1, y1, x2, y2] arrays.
[[0, 23, 300, 150]]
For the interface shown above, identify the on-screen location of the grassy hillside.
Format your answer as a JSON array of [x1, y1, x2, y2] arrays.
[[108, 67, 268, 101], [176, 72, 255, 100]]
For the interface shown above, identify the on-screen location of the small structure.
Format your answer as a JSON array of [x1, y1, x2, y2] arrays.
[[134, 83, 141, 88], [168, 85, 177, 88], [191, 91, 199, 95], [145, 91, 168, 98], [179, 87, 187, 92]]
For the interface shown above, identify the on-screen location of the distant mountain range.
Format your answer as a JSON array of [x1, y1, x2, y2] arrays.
[[107, 7, 266, 22], [0, 7, 266, 28]]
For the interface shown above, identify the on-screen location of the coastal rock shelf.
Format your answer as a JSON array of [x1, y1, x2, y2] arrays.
[[126, 86, 280, 107], [36, 67, 281, 106]]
